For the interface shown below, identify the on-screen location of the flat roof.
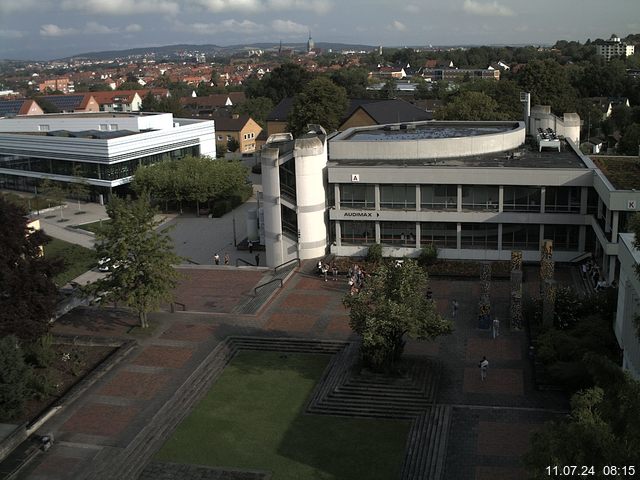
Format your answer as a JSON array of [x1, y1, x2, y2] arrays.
[[592, 156, 640, 190], [345, 123, 516, 141], [328, 139, 587, 169]]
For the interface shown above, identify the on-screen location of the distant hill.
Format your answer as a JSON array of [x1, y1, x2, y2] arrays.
[[60, 42, 377, 61]]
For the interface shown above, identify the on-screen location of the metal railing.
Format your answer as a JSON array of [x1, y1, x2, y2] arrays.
[[236, 258, 254, 267], [274, 257, 300, 274], [254, 278, 283, 295]]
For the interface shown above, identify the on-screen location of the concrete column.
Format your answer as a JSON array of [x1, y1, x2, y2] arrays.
[[375, 221, 380, 244], [375, 184, 380, 210], [498, 186, 504, 213], [334, 184, 341, 210], [497, 223, 503, 251], [457, 185, 462, 212], [540, 187, 546, 214], [597, 197, 603, 219], [261, 147, 284, 267], [607, 255, 617, 284], [416, 222, 421, 248], [578, 225, 586, 252], [580, 186, 588, 215], [605, 207, 611, 233], [612, 211, 619, 240], [335, 221, 342, 247], [456, 222, 461, 250], [415, 185, 421, 212]]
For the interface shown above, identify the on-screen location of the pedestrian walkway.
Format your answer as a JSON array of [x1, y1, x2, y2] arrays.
[[15, 263, 574, 480]]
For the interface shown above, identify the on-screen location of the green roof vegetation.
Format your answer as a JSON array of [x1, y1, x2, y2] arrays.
[[593, 156, 640, 190]]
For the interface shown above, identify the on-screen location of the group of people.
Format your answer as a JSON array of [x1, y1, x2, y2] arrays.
[[347, 264, 368, 294], [581, 259, 608, 291], [317, 261, 339, 282], [213, 252, 230, 265]]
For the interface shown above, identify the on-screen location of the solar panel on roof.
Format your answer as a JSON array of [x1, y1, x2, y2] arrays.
[[41, 95, 84, 110], [0, 100, 25, 116]]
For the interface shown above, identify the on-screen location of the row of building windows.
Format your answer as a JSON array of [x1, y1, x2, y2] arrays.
[[0, 146, 199, 182], [339, 221, 581, 251], [338, 184, 595, 213]]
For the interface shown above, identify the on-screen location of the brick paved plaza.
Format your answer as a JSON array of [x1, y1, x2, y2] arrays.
[[16, 263, 570, 480]]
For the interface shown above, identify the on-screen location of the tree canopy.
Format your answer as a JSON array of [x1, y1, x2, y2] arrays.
[[288, 77, 348, 136], [132, 156, 248, 212], [343, 260, 452, 371], [0, 197, 60, 341], [245, 63, 312, 104], [434, 91, 502, 121], [515, 59, 577, 115], [89, 195, 180, 328]]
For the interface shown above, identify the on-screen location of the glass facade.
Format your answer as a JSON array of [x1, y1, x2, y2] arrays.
[[545, 186, 581, 213], [380, 222, 415, 245], [421, 185, 457, 210], [340, 184, 375, 209], [279, 159, 296, 201], [502, 224, 539, 250], [462, 186, 499, 211], [461, 223, 499, 249], [503, 186, 541, 212], [0, 146, 199, 182], [543, 224, 580, 251], [420, 222, 457, 248], [281, 205, 298, 239], [380, 184, 416, 210], [341, 221, 375, 245]]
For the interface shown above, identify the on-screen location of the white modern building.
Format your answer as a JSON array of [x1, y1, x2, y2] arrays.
[[614, 233, 640, 380], [259, 110, 640, 286], [596, 34, 635, 61], [0, 112, 215, 200]]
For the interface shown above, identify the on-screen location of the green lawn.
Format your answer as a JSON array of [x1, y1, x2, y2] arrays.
[[75, 219, 111, 234], [44, 238, 97, 286], [156, 351, 411, 480]]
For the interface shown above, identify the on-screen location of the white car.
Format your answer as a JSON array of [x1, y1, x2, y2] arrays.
[[97, 258, 120, 272]]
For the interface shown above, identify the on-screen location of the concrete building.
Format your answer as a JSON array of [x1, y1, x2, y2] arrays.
[[214, 115, 262, 155], [614, 233, 640, 380], [258, 110, 640, 286], [0, 112, 215, 201], [596, 34, 635, 61]]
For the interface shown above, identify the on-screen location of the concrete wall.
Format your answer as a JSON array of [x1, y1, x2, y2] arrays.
[[615, 234, 640, 380]]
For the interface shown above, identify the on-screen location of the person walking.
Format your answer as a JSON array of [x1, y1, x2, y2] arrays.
[[492, 317, 500, 339], [248, 241, 253, 254], [214, 253, 220, 265], [452, 299, 459, 318], [321, 263, 328, 282], [479, 356, 489, 381], [255, 253, 260, 266], [332, 263, 339, 281], [224, 252, 229, 265]]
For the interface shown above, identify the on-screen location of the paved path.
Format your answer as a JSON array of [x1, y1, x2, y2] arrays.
[[17, 263, 572, 480]]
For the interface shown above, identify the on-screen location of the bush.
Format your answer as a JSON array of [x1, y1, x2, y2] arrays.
[[26, 369, 57, 401], [23, 334, 56, 368], [0, 336, 30, 419], [365, 243, 383, 263], [417, 243, 438, 267]]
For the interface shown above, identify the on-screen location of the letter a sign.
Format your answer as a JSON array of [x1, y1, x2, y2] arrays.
[[351, 174, 360, 182]]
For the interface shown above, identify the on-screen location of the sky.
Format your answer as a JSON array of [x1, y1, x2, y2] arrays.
[[0, 0, 638, 60]]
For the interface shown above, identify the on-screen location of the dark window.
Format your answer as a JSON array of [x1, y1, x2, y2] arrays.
[[341, 221, 375, 245], [279, 159, 296, 201], [502, 224, 539, 250], [380, 222, 415, 245], [380, 184, 416, 210], [545, 186, 581, 213], [340, 184, 375, 209], [421, 222, 457, 248], [281, 205, 298, 239], [543, 224, 580, 251], [421, 185, 457, 210], [503, 186, 541, 212], [461, 223, 499, 249], [462, 186, 498, 211]]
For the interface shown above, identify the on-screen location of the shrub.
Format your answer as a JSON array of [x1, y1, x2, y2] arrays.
[[23, 333, 56, 369], [365, 243, 383, 263], [0, 336, 30, 419], [417, 243, 438, 267], [26, 369, 57, 400]]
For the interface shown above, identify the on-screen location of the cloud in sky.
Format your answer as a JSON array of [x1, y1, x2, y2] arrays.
[[60, 0, 180, 15], [0, 0, 40, 13], [84, 21, 118, 34], [185, 0, 332, 14], [40, 24, 79, 37], [404, 4, 420, 13], [463, 0, 515, 17], [173, 19, 264, 35], [0, 29, 25, 38], [124, 24, 143, 33], [390, 20, 407, 32], [271, 19, 308, 35]]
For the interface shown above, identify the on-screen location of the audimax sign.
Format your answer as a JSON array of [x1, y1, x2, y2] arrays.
[[342, 211, 380, 217]]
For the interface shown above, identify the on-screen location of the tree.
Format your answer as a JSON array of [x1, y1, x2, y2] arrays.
[[0, 336, 31, 419], [434, 91, 501, 121], [525, 359, 640, 476], [343, 260, 452, 371], [227, 137, 240, 153], [330, 67, 371, 98], [141, 91, 159, 112], [288, 77, 348, 136], [246, 63, 312, 103], [40, 178, 67, 219], [68, 165, 90, 212], [0, 197, 60, 341], [89, 196, 180, 328], [233, 96, 273, 129], [516, 59, 577, 114], [617, 123, 640, 156]]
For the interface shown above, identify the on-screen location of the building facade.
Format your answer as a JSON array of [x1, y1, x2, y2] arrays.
[[259, 117, 640, 286], [0, 112, 215, 201], [596, 35, 635, 61]]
